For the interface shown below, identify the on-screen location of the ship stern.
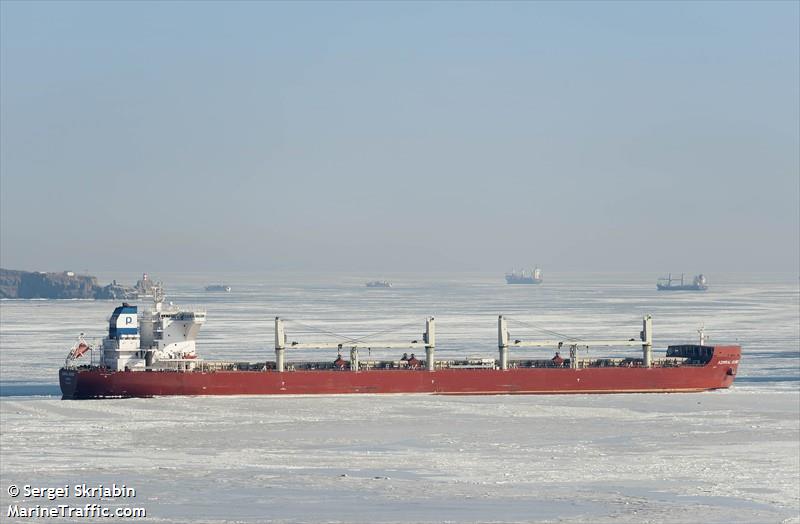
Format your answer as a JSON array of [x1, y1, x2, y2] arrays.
[[59, 368, 79, 399]]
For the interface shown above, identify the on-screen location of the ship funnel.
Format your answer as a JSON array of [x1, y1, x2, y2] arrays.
[[109, 304, 138, 340]]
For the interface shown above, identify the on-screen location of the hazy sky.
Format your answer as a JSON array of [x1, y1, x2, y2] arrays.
[[1, 1, 798, 273]]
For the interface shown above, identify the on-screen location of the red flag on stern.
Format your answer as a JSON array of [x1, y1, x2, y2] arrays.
[[73, 342, 90, 359]]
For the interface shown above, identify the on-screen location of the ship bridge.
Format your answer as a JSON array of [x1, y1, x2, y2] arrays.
[[97, 286, 207, 372]]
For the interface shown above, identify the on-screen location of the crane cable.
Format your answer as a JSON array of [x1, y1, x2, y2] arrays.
[[349, 320, 422, 344], [283, 318, 422, 346], [505, 317, 580, 342], [281, 319, 361, 344]]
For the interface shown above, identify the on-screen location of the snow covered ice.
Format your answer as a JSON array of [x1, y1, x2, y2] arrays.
[[1, 272, 798, 523]]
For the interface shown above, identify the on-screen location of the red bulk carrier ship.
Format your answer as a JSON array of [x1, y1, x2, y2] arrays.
[[59, 290, 740, 399]]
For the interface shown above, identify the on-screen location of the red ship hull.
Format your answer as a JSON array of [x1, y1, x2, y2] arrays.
[[59, 346, 740, 399]]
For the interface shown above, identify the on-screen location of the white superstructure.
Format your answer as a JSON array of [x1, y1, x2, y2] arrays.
[[98, 286, 206, 371]]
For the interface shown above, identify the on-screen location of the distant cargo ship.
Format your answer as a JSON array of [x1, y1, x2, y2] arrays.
[[205, 284, 231, 292], [59, 291, 739, 399], [657, 274, 708, 291], [366, 280, 392, 288], [506, 267, 543, 284]]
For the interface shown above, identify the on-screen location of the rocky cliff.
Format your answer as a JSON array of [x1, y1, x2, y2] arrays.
[[0, 269, 136, 299]]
